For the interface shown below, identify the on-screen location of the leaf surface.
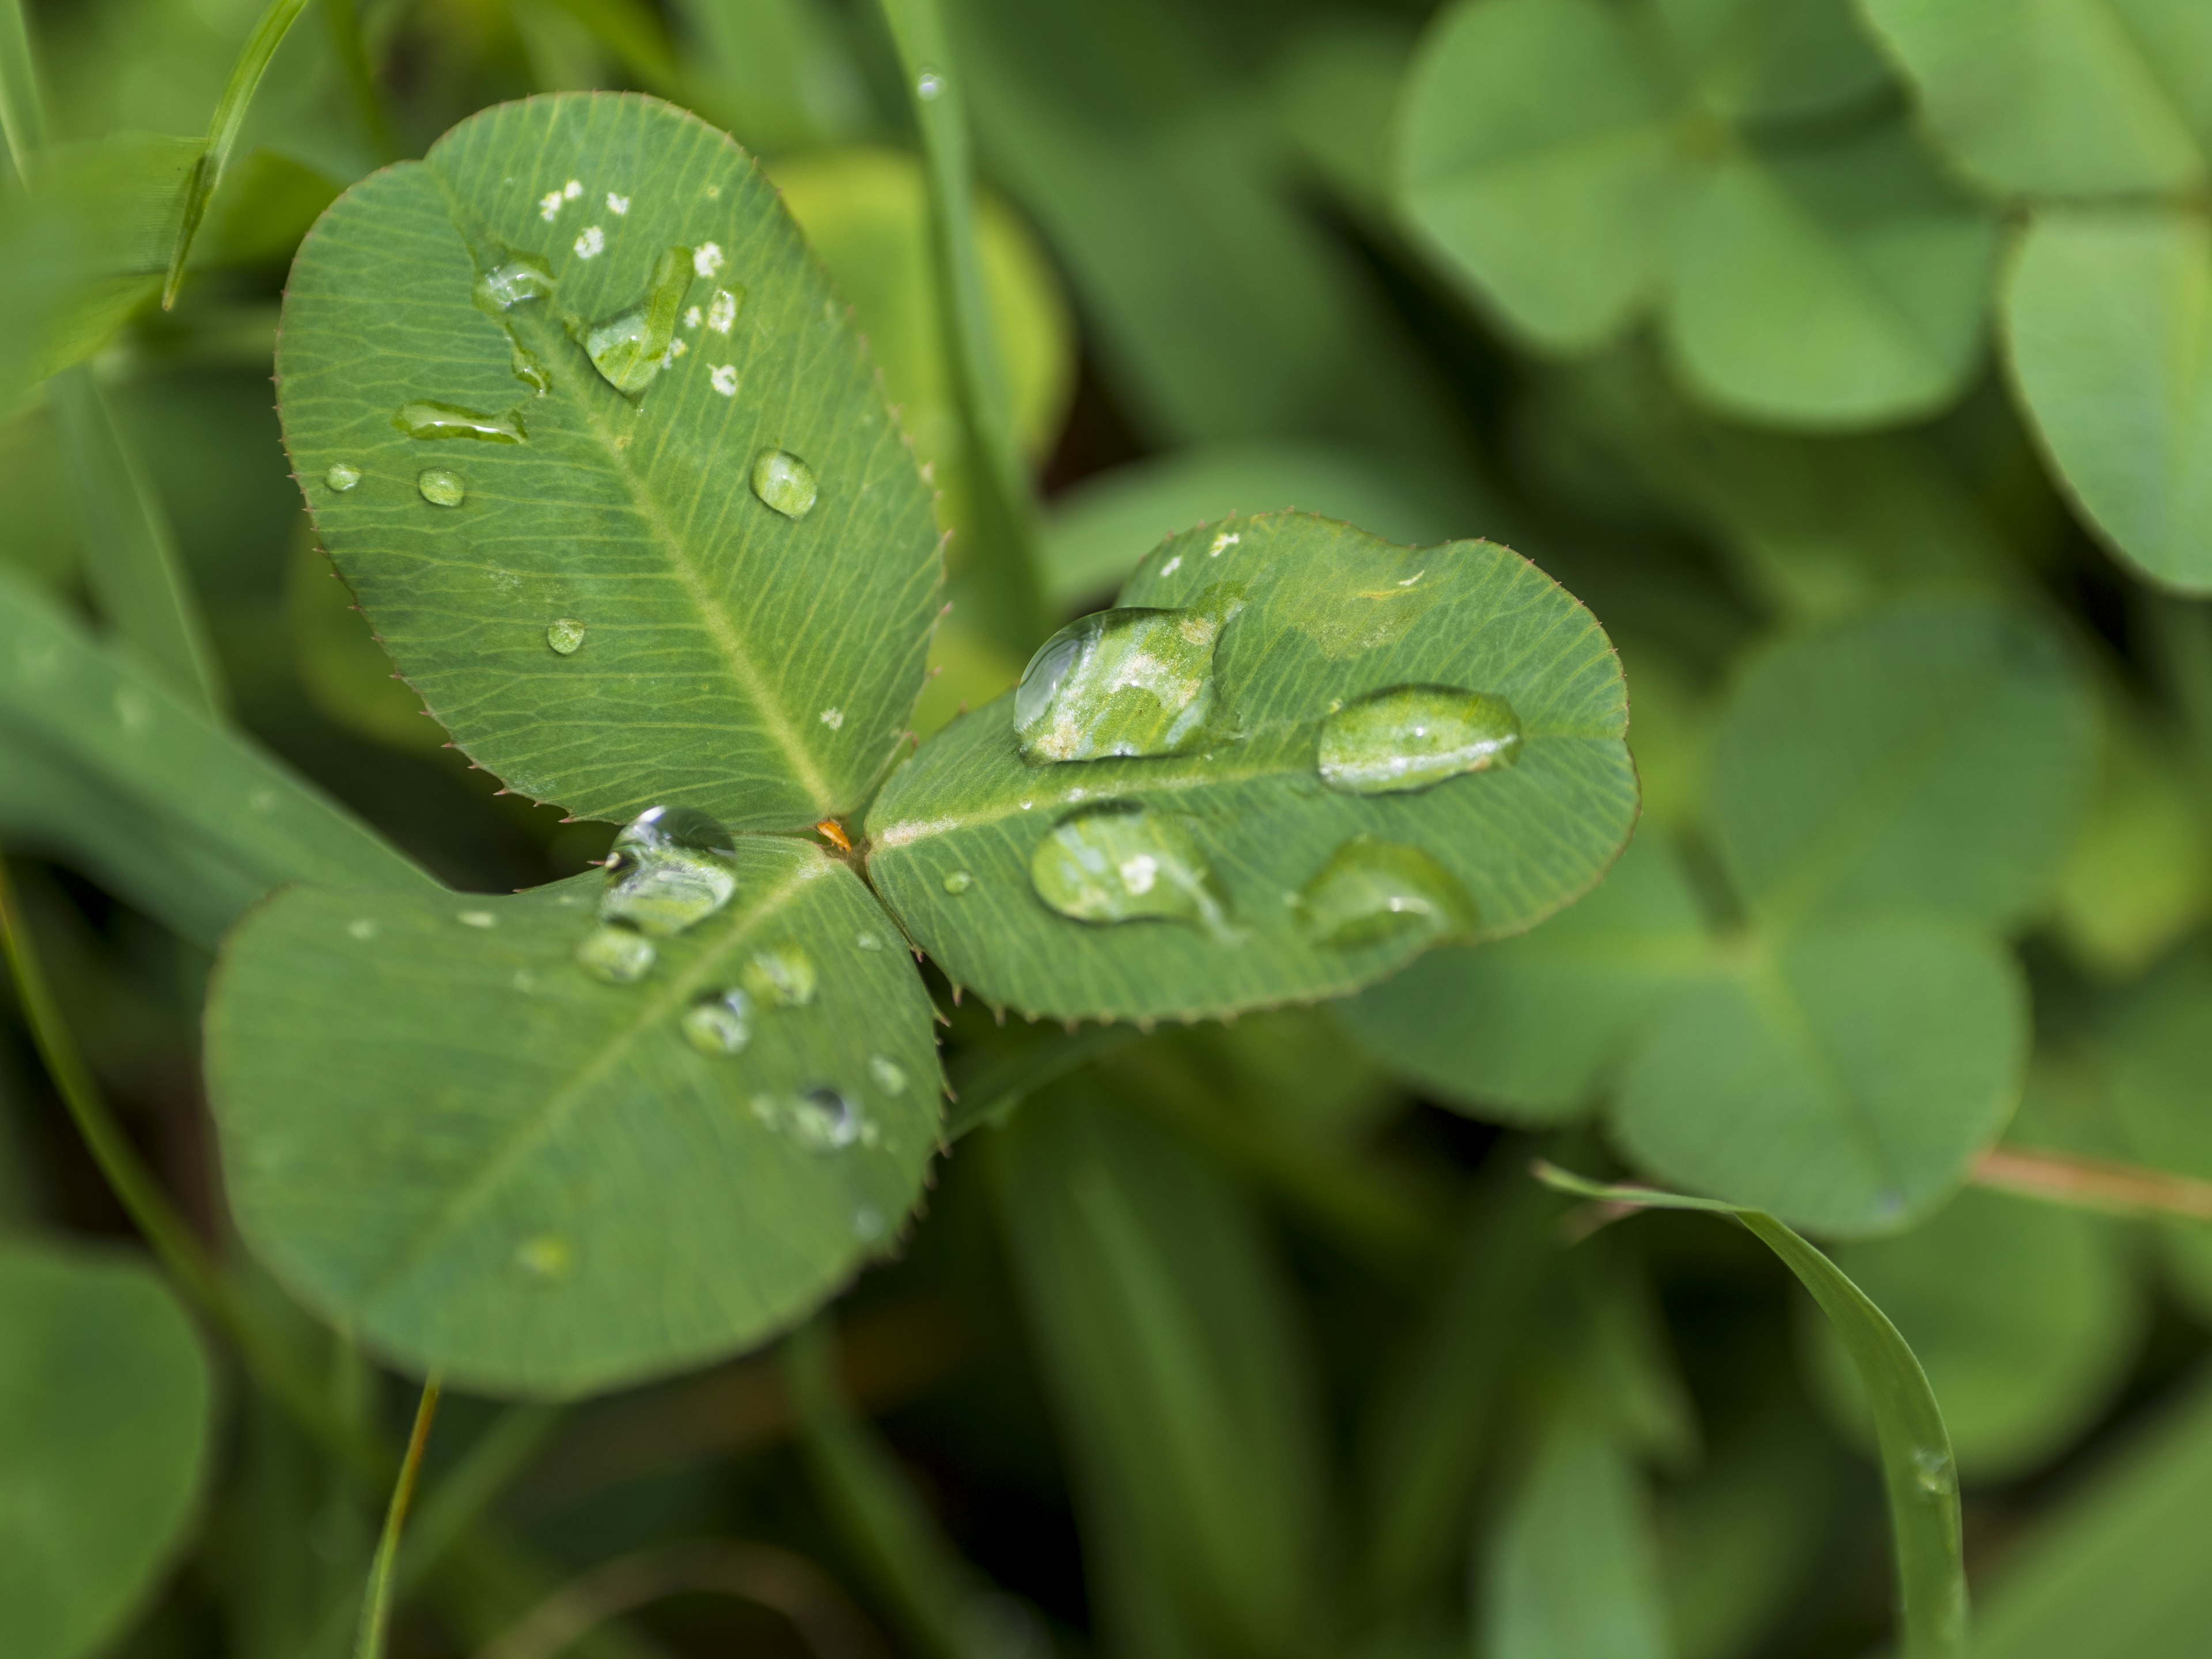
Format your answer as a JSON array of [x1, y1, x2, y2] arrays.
[[865, 513, 1638, 1022], [206, 840, 941, 1398], [275, 92, 941, 831]]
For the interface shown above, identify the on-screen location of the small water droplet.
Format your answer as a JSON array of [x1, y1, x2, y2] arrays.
[[680, 989, 752, 1055], [513, 1233, 574, 1282], [743, 943, 817, 1007], [1030, 804, 1234, 936], [547, 618, 586, 656], [855, 930, 883, 952], [347, 918, 377, 941], [325, 461, 361, 491], [417, 468, 466, 507], [395, 401, 525, 443], [458, 910, 497, 929], [787, 1086, 863, 1153], [475, 256, 554, 310], [916, 68, 945, 99], [576, 922, 655, 983], [1014, 607, 1224, 763], [868, 1055, 908, 1095], [599, 805, 737, 935], [1911, 1446, 1955, 1499], [706, 287, 740, 333], [942, 869, 974, 894], [1293, 838, 1475, 950], [854, 1204, 886, 1241], [581, 245, 695, 395], [751, 449, 817, 518], [1316, 685, 1522, 796], [510, 340, 551, 394]]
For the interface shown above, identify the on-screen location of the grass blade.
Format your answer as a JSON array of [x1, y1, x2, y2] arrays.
[[162, 0, 314, 309], [354, 1377, 444, 1659], [0, 0, 46, 176], [1535, 1162, 1968, 1659]]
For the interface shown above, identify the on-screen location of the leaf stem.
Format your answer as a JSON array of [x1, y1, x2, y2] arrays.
[[356, 1376, 445, 1659], [1972, 1144, 2212, 1225]]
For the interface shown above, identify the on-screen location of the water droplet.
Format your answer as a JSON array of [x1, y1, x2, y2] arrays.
[[474, 256, 554, 311], [854, 1204, 886, 1241], [868, 1055, 908, 1095], [751, 450, 817, 518], [706, 287, 740, 334], [916, 68, 945, 100], [510, 340, 551, 394], [1316, 685, 1522, 796], [582, 245, 695, 395], [325, 461, 361, 491], [599, 805, 737, 935], [395, 401, 525, 443], [417, 468, 466, 507], [743, 943, 817, 1007], [457, 909, 497, 929], [576, 923, 654, 983], [942, 869, 974, 894], [680, 989, 752, 1055], [787, 1087, 863, 1153], [1014, 607, 1222, 763], [1911, 1446, 1955, 1499], [1030, 804, 1233, 935], [855, 930, 882, 952], [513, 1233, 574, 1282], [1293, 838, 1475, 950], [546, 618, 586, 656]]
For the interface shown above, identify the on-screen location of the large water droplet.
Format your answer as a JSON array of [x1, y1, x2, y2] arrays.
[[417, 468, 466, 507], [395, 400, 526, 443], [681, 989, 752, 1055], [1316, 685, 1522, 796], [942, 869, 974, 895], [599, 805, 737, 936], [751, 450, 817, 518], [743, 943, 817, 1007], [787, 1086, 863, 1153], [1030, 804, 1233, 935], [577, 922, 654, 983], [475, 256, 554, 311], [582, 245, 694, 395], [1014, 607, 1225, 763], [325, 461, 361, 491], [1294, 838, 1475, 950], [546, 618, 586, 656]]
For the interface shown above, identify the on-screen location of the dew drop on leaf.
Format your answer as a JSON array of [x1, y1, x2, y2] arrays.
[[394, 401, 526, 443], [855, 930, 883, 951], [513, 1233, 574, 1282], [868, 1055, 908, 1094], [325, 461, 361, 491], [854, 1204, 886, 1240], [942, 869, 974, 894], [510, 340, 552, 394], [576, 922, 654, 983], [1014, 607, 1224, 762], [582, 246, 695, 395], [751, 449, 818, 518], [599, 805, 737, 935], [1029, 803, 1234, 937], [546, 618, 586, 656], [474, 256, 554, 311], [742, 942, 817, 1006], [1316, 685, 1522, 796], [416, 468, 467, 507], [680, 989, 752, 1056], [787, 1086, 863, 1153], [1911, 1446, 1955, 1501], [1293, 838, 1475, 950]]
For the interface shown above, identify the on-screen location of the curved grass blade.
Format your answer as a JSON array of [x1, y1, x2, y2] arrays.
[[1533, 1163, 1967, 1659], [354, 1378, 442, 1659]]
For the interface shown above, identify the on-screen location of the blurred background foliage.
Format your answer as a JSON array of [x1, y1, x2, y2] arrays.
[[5, 1, 2212, 1657]]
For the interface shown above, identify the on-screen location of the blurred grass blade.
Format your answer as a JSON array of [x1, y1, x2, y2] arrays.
[[49, 366, 227, 716], [1535, 1164, 1967, 1659], [0, 0, 46, 175], [876, 0, 1045, 655], [162, 0, 314, 309], [354, 1378, 442, 1659], [323, 0, 396, 162], [535, 0, 684, 94], [945, 1022, 1139, 1139]]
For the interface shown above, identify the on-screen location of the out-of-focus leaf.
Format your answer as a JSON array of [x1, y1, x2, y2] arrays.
[[1707, 599, 2097, 929], [1804, 1188, 2142, 1477], [285, 533, 442, 752], [2005, 207, 2212, 594], [2096, 941, 2212, 1317], [1658, 0, 1890, 123], [866, 513, 1637, 1022], [671, 0, 872, 155], [1340, 830, 1716, 1125], [276, 93, 940, 831], [195, 147, 339, 267], [0, 1237, 214, 1659], [1860, 0, 2212, 198], [206, 846, 941, 1399], [0, 566, 435, 946], [991, 1081, 1329, 1658], [0, 407, 79, 589], [2053, 704, 2210, 975], [1266, 13, 1420, 210]]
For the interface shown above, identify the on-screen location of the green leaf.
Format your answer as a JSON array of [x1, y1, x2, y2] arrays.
[[205, 842, 942, 1398], [2096, 941, 2212, 1316], [1609, 913, 2027, 1233], [865, 513, 1638, 1022], [1482, 1411, 1671, 1659], [1657, 0, 1891, 124], [2004, 207, 2212, 594], [0, 1237, 215, 1659], [991, 1081, 1329, 1658], [1535, 1165, 1968, 1659], [274, 92, 941, 831], [1859, 0, 2212, 198], [1340, 830, 1716, 1124], [2052, 702, 2211, 975], [1804, 1188, 2142, 1477], [0, 566, 435, 946], [1707, 599, 2097, 929]]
